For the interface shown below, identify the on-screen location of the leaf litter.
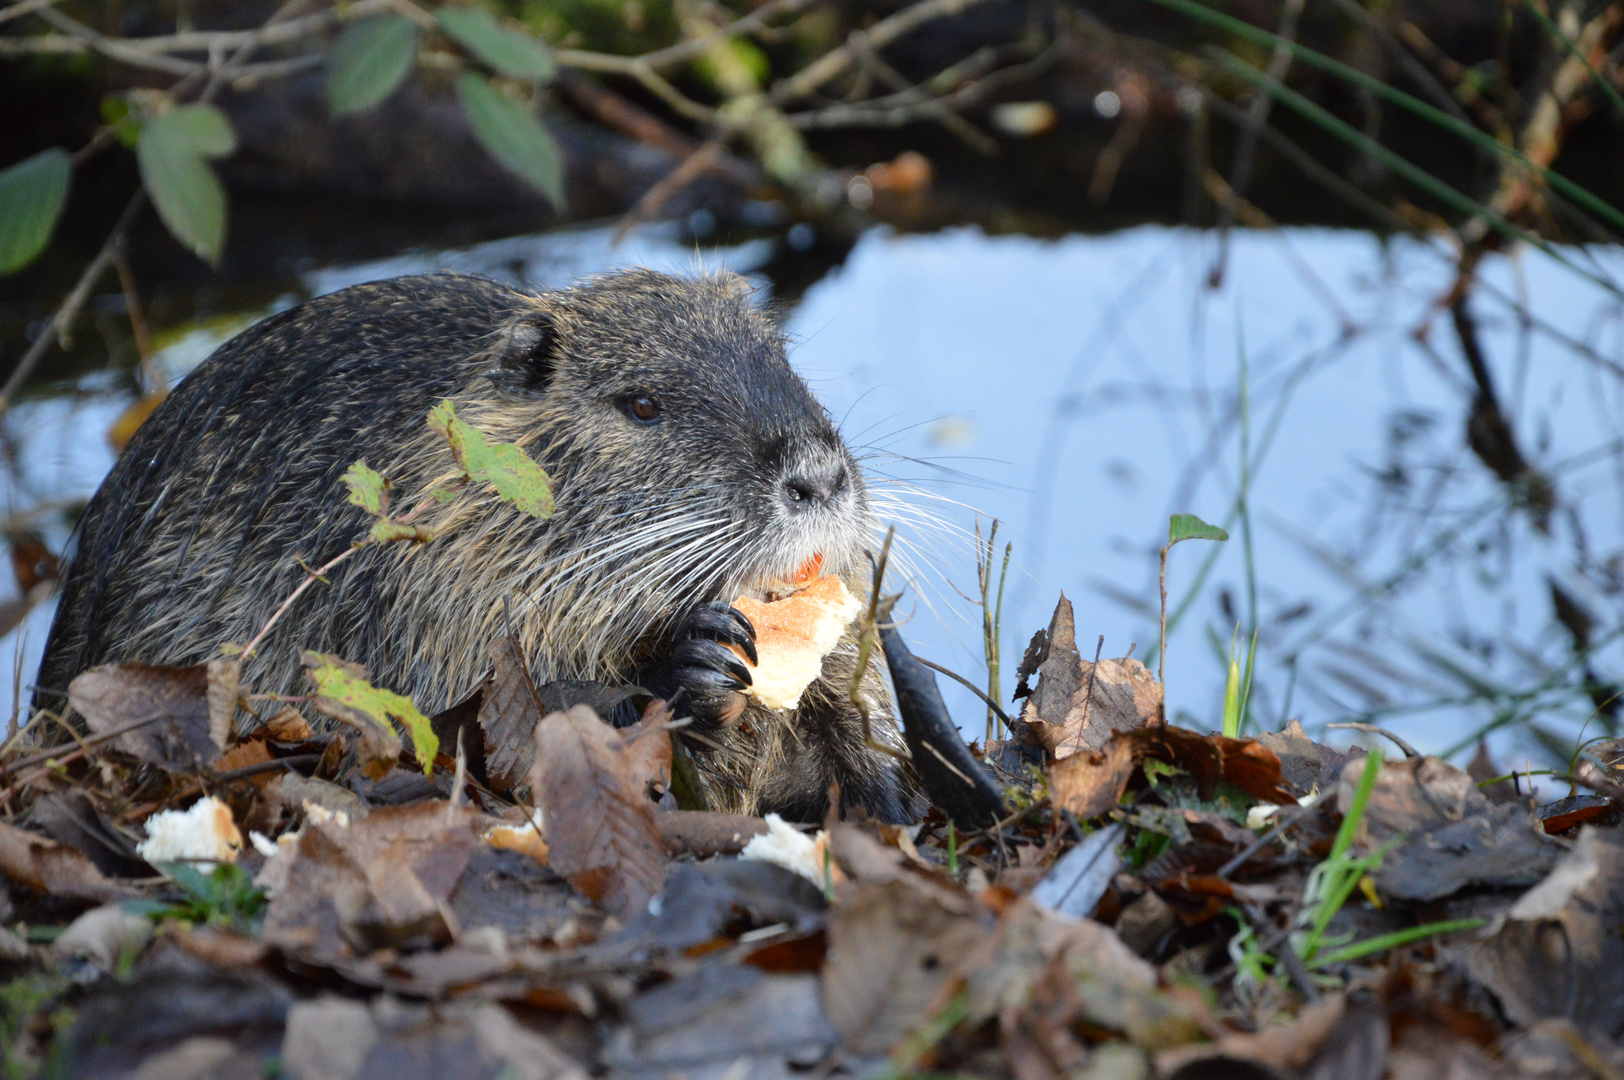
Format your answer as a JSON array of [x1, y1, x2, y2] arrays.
[[4, 591, 1624, 1079]]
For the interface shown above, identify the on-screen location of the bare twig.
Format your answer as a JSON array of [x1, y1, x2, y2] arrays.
[[1219, 787, 1330, 878], [769, 0, 998, 106], [912, 655, 1015, 729], [1209, 0, 1306, 287], [240, 546, 359, 662], [0, 193, 145, 413], [1327, 722, 1420, 759], [613, 139, 729, 242], [1078, 634, 1104, 733], [0, 0, 59, 27]]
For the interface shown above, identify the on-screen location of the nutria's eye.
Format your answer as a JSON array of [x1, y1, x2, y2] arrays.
[[624, 395, 662, 424]]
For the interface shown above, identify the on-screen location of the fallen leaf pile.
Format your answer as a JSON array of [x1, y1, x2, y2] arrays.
[[2, 598, 1623, 1079]]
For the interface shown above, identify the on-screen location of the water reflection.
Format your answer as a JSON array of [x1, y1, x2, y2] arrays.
[[5, 222, 1622, 773]]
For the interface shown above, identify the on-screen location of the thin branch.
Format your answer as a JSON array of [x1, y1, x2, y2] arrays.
[[1327, 721, 1420, 759], [0, 0, 59, 28], [0, 193, 145, 413], [1209, 0, 1306, 288], [240, 545, 359, 661], [769, 0, 999, 106], [913, 655, 1015, 729]]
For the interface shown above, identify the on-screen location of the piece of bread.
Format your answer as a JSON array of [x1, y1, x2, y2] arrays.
[[731, 574, 864, 710]]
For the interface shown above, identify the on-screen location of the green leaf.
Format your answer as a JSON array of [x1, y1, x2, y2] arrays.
[[1307, 917, 1485, 969], [1221, 640, 1241, 740], [305, 653, 438, 773], [455, 71, 565, 210], [136, 105, 237, 266], [327, 13, 419, 117], [342, 460, 388, 515], [437, 6, 556, 80], [0, 148, 71, 275], [428, 398, 556, 518], [1168, 513, 1229, 545]]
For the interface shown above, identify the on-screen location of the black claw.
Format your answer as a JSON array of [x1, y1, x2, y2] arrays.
[[671, 663, 749, 696], [679, 602, 758, 664], [669, 637, 754, 688]]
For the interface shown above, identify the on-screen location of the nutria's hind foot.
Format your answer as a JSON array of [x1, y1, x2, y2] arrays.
[[649, 601, 757, 727]]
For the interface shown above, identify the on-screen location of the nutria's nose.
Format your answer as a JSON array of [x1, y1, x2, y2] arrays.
[[782, 464, 847, 511]]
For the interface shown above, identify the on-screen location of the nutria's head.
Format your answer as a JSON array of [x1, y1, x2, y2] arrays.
[[420, 269, 873, 683]]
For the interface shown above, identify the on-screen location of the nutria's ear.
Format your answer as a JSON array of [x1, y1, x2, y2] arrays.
[[493, 312, 557, 393]]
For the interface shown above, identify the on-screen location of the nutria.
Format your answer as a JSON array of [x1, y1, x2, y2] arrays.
[[34, 270, 913, 822]]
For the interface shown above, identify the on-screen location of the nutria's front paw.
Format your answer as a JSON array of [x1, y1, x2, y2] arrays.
[[656, 602, 757, 727]]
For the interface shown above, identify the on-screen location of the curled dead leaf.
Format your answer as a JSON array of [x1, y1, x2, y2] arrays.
[[1021, 596, 1163, 760], [530, 704, 667, 919], [0, 820, 125, 902], [68, 662, 221, 773]]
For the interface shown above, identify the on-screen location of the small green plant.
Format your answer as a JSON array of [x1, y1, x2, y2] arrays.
[[1126, 827, 1173, 868], [1292, 749, 1484, 970], [1, 971, 69, 1080], [1225, 907, 1274, 997], [1221, 625, 1258, 739], [131, 863, 267, 933], [1158, 513, 1230, 688], [975, 519, 1013, 744]]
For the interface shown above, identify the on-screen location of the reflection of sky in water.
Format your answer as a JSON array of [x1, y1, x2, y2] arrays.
[[6, 223, 1624, 773]]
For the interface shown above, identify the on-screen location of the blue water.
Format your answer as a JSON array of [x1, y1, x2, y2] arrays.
[[7, 222, 1623, 776]]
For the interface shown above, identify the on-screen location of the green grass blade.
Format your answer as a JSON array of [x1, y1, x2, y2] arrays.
[[1330, 746, 1382, 865], [1222, 629, 1241, 739], [1208, 48, 1624, 301], [1141, 0, 1624, 240], [1309, 918, 1486, 968], [1238, 627, 1258, 735]]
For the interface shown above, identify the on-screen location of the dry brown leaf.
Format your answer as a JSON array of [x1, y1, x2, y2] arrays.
[[262, 801, 476, 962], [210, 738, 273, 789], [1340, 755, 1559, 901], [1256, 718, 1348, 798], [1156, 993, 1346, 1075], [1049, 736, 1138, 820], [621, 703, 673, 800], [828, 820, 969, 909], [479, 636, 542, 794], [1136, 726, 1295, 805], [530, 704, 667, 919], [0, 820, 126, 902], [205, 657, 241, 752], [1467, 827, 1624, 1034], [68, 662, 221, 773], [263, 707, 313, 741], [821, 879, 989, 1056], [1020, 596, 1162, 758]]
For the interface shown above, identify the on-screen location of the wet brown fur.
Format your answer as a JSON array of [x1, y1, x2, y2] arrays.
[[36, 270, 913, 821]]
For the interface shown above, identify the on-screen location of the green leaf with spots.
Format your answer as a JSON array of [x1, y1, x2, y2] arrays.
[[0, 148, 71, 275], [437, 6, 556, 80], [428, 399, 555, 518], [343, 460, 388, 515], [455, 71, 565, 210], [304, 652, 437, 774], [327, 13, 419, 117], [1167, 513, 1229, 546]]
